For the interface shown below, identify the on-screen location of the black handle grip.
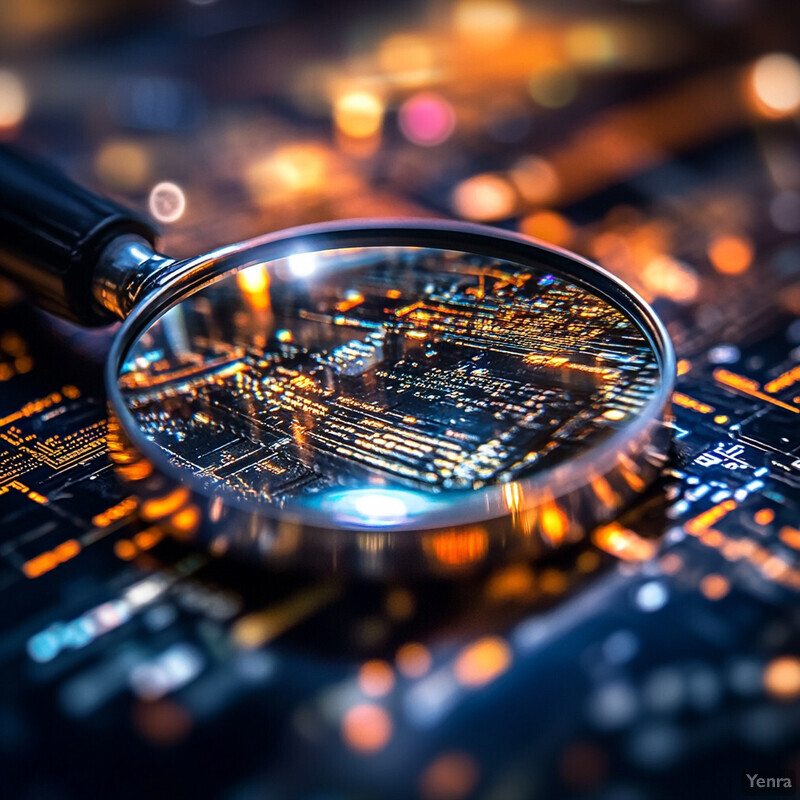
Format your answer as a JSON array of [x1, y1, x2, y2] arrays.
[[0, 145, 158, 325]]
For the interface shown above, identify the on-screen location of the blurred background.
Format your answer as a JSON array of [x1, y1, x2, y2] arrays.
[[2, 1, 800, 799]]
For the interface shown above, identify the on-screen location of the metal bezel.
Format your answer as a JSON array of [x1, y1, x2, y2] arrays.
[[106, 219, 675, 574]]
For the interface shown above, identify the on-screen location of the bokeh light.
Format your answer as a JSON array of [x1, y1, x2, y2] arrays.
[[748, 53, 800, 118], [341, 703, 393, 752], [641, 255, 699, 303], [399, 92, 456, 146], [708, 234, 753, 275], [94, 140, 150, 190], [378, 34, 435, 85], [0, 69, 27, 130], [333, 90, 384, 139], [451, 174, 516, 221], [764, 656, 800, 701], [454, 637, 511, 687], [396, 643, 432, 678], [358, 660, 395, 697], [528, 70, 579, 109], [453, 0, 521, 41], [148, 181, 186, 223], [520, 210, 572, 247], [419, 751, 480, 800]]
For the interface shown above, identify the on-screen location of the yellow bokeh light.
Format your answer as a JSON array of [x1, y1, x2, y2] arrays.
[[749, 53, 800, 118], [333, 90, 384, 139]]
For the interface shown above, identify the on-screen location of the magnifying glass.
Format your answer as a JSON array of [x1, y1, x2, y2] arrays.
[[0, 147, 675, 576]]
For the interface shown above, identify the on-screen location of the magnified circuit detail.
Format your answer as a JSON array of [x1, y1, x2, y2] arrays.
[[119, 247, 661, 508]]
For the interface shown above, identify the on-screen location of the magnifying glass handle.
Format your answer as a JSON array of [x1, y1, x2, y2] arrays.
[[0, 145, 159, 325]]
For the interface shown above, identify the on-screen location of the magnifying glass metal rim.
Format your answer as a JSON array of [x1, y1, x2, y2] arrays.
[[106, 217, 676, 539]]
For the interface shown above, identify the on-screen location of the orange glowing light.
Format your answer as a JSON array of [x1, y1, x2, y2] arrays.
[[764, 656, 800, 701], [708, 235, 753, 275], [341, 704, 392, 753], [754, 508, 775, 526], [699, 573, 730, 601], [451, 174, 516, 222], [378, 34, 434, 80], [334, 90, 384, 139], [0, 70, 27, 130], [677, 359, 691, 376], [237, 264, 269, 294], [642, 255, 699, 303], [520, 210, 572, 247], [485, 564, 535, 601], [540, 502, 568, 546], [419, 751, 480, 800], [92, 496, 138, 528], [593, 523, 657, 561], [358, 660, 395, 697], [673, 393, 713, 415], [779, 526, 800, 550], [453, 0, 520, 41], [396, 643, 432, 678], [134, 527, 163, 551], [22, 538, 81, 579], [237, 265, 271, 311], [454, 637, 511, 688], [245, 143, 331, 205], [511, 156, 560, 205], [140, 487, 190, 521], [714, 368, 800, 414], [114, 540, 137, 561], [427, 527, 489, 567], [169, 505, 201, 536], [116, 460, 153, 481], [685, 499, 737, 536]]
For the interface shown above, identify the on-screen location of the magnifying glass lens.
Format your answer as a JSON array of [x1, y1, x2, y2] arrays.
[[117, 244, 662, 529]]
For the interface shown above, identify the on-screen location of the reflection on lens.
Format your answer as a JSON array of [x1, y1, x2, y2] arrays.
[[118, 246, 661, 525]]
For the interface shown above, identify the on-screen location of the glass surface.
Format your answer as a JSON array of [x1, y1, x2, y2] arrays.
[[118, 246, 661, 526]]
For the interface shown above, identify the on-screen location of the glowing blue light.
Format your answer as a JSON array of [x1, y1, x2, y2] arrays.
[[322, 488, 435, 527]]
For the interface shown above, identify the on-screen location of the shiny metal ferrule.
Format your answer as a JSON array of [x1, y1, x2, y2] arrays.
[[93, 234, 176, 319]]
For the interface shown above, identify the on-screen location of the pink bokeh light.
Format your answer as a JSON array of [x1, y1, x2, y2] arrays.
[[398, 92, 456, 146]]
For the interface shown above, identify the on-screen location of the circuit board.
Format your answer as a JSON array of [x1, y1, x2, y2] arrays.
[[1, 3, 800, 799]]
